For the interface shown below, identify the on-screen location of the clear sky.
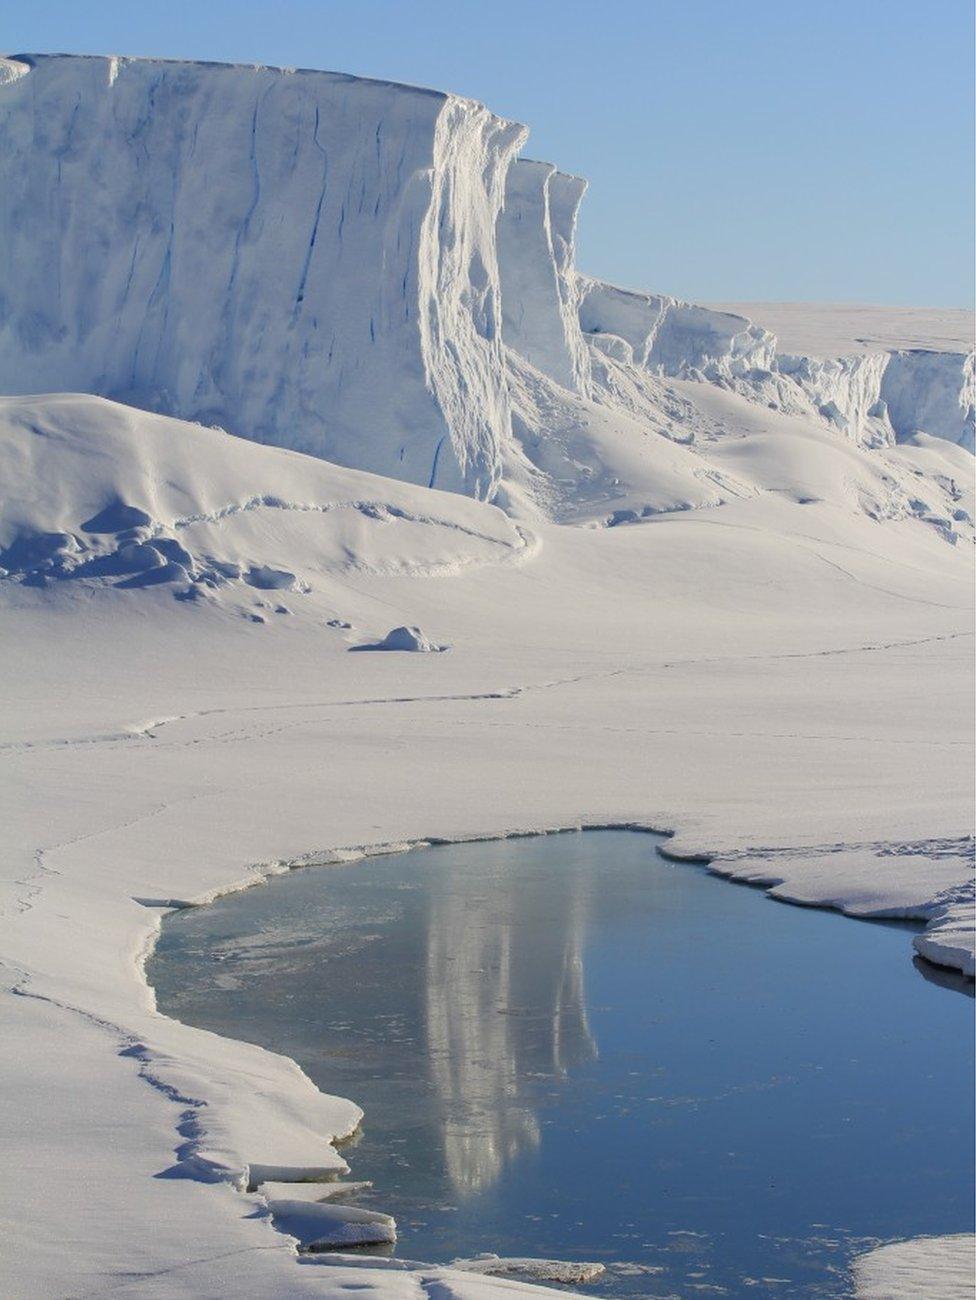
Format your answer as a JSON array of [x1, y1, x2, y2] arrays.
[[8, 0, 975, 307]]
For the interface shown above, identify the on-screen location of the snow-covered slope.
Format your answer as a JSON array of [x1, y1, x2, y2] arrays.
[[1, 389, 972, 1300], [0, 393, 531, 595]]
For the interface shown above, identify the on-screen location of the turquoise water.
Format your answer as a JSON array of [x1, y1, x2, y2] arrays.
[[149, 831, 974, 1297]]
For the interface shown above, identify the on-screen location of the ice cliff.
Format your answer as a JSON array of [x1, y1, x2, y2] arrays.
[[0, 52, 971, 514], [578, 281, 974, 453], [497, 159, 590, 395], [0, 53, 525, 497]]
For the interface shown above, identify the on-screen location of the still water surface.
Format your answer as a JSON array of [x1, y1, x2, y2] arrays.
[[150, 831, 974, 1297]]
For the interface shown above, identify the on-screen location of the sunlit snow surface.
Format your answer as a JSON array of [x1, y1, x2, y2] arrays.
[[150, 832, 975, 1298]]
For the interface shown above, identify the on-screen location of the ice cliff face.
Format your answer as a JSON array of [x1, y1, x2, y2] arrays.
[[496, 159, 590, 395], [881, 350, 975, 451], [579, 280, 777, 378], [0, 52, 971, 512], [0, 53, 524, 497], [774, 348, 975, 451], [578, 279, 974, 453]]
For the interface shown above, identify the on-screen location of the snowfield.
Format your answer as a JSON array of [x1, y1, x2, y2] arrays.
[[0, 51, 973, 1300]]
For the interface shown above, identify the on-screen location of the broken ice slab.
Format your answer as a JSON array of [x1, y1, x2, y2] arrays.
[[257, 1179, 372, 1203], [451, 1255, 606, 1284], [266, 1198, 396, 1251], [247, 1161, 349, 1190]]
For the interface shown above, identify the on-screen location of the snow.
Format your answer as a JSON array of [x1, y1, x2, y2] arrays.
[[267, 1199, 397, 1250], [353, 625, 449, 652], [853, 1234, 976, 1300], [708, 302, 975, 358], [257, 1180, 374, 1201], [1, 386, 971, 1297], [451, 1257, 605, 1284], [0, 50, 972, 1300]]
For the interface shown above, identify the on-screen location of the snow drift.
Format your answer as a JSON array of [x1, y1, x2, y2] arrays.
[[0, 393, 532, 604]]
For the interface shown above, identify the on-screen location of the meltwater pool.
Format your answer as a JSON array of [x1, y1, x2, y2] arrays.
[[149, 830, 974, 1297]]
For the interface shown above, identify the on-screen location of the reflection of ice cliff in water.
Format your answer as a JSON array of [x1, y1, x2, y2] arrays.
[[423, 856, 597, 1194]]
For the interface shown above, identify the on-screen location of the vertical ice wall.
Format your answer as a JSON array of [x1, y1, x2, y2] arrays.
[[578, 276, 974, 450], [881, 351, 975, 451], [577, 279, 776, 376], [1, 51, 970, 499], [496, 160, 590, 394], [0, 54, 526, 496]]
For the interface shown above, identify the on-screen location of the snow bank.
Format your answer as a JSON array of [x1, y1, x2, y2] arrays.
[[267, 1199, 396, 1250], [0, 394, 532, 602], [913, 879, 976, 977]]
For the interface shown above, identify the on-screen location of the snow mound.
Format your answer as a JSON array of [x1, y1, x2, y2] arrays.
[[0, 394, 532, 603], [353, 625, 448, 652]]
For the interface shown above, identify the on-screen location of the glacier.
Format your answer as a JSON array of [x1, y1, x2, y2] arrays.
[[0, 53, 525, 497], [0, 51, 972, 520], [0, 50, 972, 1300]]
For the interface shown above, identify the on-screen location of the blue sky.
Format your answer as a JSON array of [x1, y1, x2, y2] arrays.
[[9, 0, 975, 307]]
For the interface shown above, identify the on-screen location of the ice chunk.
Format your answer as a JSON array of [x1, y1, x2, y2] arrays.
[[451, 1255, 606, 1284], [265, 1198, 396, 1251], [257, 1179, 372, 1202]]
